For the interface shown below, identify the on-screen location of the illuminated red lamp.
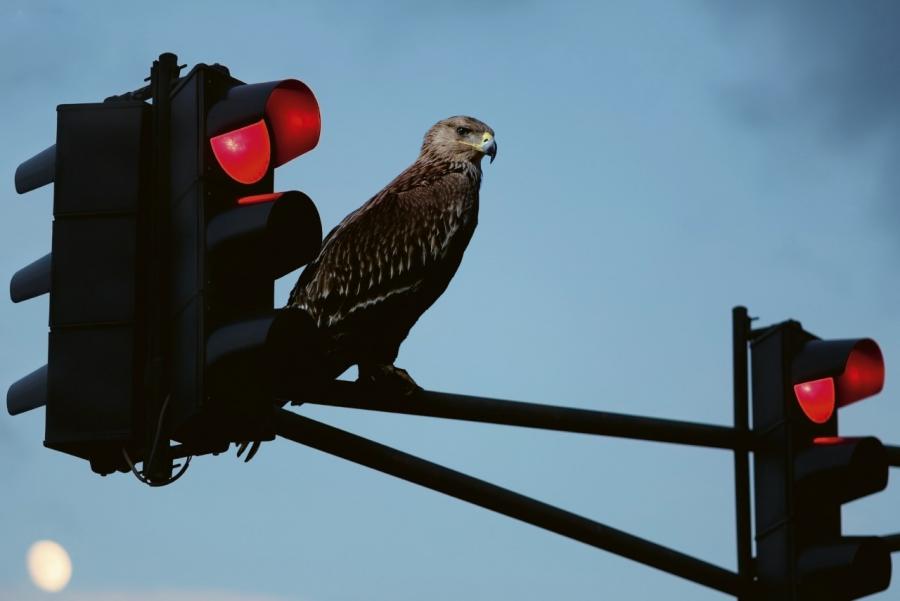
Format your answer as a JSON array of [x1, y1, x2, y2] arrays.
[[210, 120, 271, 184], [265, 81, 321, 167], [793, 338, 885, 422], [794, 377, 835, 424], [207, 79, 320, 182], [835, 340, 884, 407]]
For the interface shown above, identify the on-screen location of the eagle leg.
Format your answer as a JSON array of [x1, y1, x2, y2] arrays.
[[358, 363, 422, 397]]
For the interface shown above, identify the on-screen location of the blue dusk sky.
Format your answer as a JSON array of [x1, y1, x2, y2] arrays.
[[2, 2, 900, 600]]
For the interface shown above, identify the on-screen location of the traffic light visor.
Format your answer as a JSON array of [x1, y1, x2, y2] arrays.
[[837, 340, 884, 407], [207, 190, 322, 279], [266, 82, 320, 166]]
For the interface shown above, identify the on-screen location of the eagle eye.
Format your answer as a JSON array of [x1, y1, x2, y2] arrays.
[[455, 126, 471, 136]]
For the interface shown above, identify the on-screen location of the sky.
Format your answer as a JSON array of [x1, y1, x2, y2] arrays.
[[2, 1, 900, 600]]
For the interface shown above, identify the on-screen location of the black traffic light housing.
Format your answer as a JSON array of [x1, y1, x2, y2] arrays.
[[751, 320, 890, 600], [165, 63, 324, 453], [8, 54, 326, 481], [8, 101, 152, 475]]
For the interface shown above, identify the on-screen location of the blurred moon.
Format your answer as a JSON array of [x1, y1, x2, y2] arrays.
[[26, 540, 72, 592]]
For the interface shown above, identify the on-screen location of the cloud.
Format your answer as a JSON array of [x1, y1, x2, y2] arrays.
[[0, 590, 300, 601], [0, 417, 29, 477], [0, 2, 96, 92], [706, 1, 900, 213], [710, 0, 900, 141]]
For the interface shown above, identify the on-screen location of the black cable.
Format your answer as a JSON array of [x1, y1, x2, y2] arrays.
[[122, 394, 193, 487]]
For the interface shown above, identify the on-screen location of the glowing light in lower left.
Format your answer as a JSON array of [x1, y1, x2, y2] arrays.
[[27, 540, 72, 592]]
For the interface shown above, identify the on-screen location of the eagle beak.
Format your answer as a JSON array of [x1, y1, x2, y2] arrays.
[[480, 133, 497, 164]]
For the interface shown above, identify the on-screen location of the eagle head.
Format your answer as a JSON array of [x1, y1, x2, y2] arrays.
[[421, 116, 497, 165]]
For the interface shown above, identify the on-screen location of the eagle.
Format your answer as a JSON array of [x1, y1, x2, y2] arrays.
[[236, 116, 496, 460], [288, 115, 497, 394]]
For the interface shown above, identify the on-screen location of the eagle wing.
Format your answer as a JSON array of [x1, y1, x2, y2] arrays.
[[288, 169, 477, 331]]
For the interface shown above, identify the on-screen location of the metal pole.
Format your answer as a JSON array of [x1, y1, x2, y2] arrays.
[[274, 410, 746, 597], [293, 382, 751, 451], [732, 306, 754, 599], [144, 52, 179, 482]]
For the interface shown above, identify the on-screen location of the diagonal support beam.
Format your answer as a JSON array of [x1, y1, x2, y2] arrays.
[[274, 409, 746, 597], [290, 381, 751, 451]]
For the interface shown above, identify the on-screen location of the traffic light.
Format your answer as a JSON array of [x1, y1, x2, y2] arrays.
[[7, 54, 327, 481], [8, 100, 152, 475], [751, 320, 891, 600], [165, 63, 325, 454]]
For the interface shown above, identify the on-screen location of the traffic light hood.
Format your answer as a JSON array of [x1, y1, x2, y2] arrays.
[[15, 144, 55, 194], [206, 190, 322, 280], [205, 310, 324, 403]]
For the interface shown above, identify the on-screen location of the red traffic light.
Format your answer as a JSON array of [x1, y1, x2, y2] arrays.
[[792, 339, 884, 422], [210, 120, 271, 185], [794, 377, 835, 424], [207, 79, 320, 184]]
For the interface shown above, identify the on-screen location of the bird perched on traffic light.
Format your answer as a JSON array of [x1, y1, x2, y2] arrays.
[[288, 115, 497, 394]]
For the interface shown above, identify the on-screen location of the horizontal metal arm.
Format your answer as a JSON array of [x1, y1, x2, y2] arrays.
[[274, 409, 745, 597], [884, 445, 900, 468], [296, 381, 751, 451], [884, 533, 900, 553]]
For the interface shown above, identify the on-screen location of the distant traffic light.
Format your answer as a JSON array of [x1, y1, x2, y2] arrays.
[[8, 100, 151, 476], [166, 64, 325, 455], [752, 321, 891, 600]]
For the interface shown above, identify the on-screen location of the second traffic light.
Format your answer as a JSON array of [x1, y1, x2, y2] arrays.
[[751, 321, 891, 600], [166, 64, 325, 450]]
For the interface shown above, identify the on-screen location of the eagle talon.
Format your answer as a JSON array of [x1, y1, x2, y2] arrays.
[[358, 364, 422, 397], [236, 441, 261, 462], [244, 441, 261, 462]]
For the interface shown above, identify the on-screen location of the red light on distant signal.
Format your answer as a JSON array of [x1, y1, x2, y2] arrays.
[[210, 119, 271, 184], [794, 377, 835, 424], [836, 340, 884, 407], [238, 192, 283, 206]]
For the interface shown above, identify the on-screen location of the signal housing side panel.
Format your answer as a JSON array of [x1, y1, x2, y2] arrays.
[[45, 102, 151, 467]]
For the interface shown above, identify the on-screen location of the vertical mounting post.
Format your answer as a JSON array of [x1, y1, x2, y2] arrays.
[[733, 306, 754, 598], [144, 52, 179, 482]]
